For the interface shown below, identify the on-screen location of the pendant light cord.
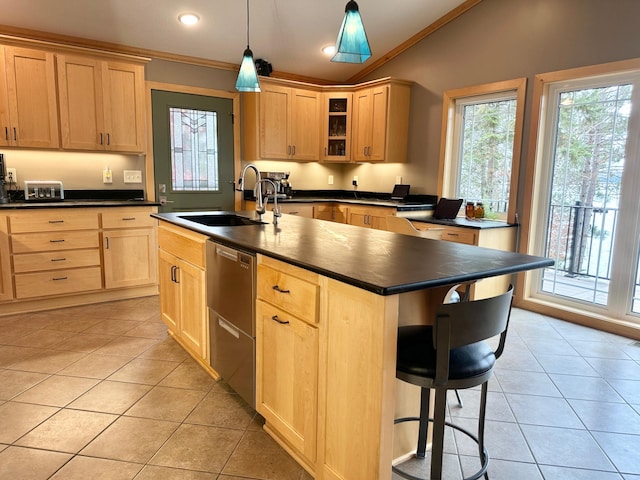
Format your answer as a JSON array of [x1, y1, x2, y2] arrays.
[[246, 0, 250, 48]]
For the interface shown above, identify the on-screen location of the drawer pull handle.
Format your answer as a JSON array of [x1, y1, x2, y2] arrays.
[[51, 258, 66, 262], [272, 285, 290, 294], [48, 220, 65, 224], [448, 233, 459, 236], [52, 276, 68, 281], [271, 315, 290, 325], [122, 217, 136, 221], [49, 239, 65, 243]]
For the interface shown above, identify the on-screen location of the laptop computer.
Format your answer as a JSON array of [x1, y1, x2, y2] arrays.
[[433, 198, 464, 219]]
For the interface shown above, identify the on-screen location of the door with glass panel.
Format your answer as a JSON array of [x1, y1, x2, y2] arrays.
[[151, 90, 235, 212], [533, 73, 640, 322]]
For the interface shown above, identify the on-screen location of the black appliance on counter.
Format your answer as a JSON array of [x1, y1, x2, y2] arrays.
[[0, 154, 8, 204]]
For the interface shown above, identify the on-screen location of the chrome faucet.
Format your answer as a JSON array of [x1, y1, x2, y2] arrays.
[[237, 163, 265, 217], [258, 178, 282, 225]]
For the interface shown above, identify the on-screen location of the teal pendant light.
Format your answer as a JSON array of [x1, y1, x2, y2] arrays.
[[235, 0, 260, 92], [331, 0, 371, 64]]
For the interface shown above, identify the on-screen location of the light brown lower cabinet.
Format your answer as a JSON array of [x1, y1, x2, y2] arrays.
[[413, 220, 517, 299], [347, 204, 395, 229], [256, 254, 401, 480], [313, 203, 348, 223], [0, 206, 158, 314], [256, 299, 318, 465], [158, 222, 208, 362], [103, 208, 158, 289], [0, 215, 14, 301]]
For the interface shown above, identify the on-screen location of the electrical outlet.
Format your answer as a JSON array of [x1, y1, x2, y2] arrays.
[[396, 175, 403, 184], [124, 170, 143, 183], [328, 175, 334, 185], [5, 168, 16, 184], [103, 167, 113, 184], [353, 175, 358, 183], [352, 179, 358, 187]]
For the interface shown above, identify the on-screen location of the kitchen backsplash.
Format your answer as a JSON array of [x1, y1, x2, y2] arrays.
[[0, 150, 146, 190]]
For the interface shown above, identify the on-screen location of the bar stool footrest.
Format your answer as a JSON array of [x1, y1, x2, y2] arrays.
[[392, 416, 489, 480]]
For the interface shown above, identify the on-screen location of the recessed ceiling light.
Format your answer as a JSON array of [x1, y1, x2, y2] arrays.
[[322, 45, 336, 56], [178, 13, 200, 26]]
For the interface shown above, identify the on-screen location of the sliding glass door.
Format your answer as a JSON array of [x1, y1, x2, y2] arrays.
[[531, 70, 640, 323]]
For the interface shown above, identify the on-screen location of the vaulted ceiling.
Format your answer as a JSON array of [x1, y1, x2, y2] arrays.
[[0, 0, 477, 83]]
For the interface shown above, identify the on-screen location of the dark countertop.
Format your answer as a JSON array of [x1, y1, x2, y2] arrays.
[[406, 215, 517, 230], [247, 189, 437, 212], [0, 200, 159, 209], [153, 210, 552, 296]]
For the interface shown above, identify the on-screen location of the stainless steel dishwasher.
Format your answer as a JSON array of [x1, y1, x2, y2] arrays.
[[206, 240, 256, 408]]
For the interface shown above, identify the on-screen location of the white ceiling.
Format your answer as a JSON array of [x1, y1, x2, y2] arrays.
[[0, 0, 469, 83]]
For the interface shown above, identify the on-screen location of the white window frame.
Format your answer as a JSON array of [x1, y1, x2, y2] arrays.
[[438, 78, 527, 224], [519, 58, 640, 334]]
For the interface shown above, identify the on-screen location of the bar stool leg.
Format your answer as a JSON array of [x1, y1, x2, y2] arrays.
[[416, 387, 431, 458], [430, 388, 447, 479], [478, 382, 489, 480]]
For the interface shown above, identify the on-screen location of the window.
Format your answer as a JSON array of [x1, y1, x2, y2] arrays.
[[169, 107, 220, 191], [439, 79, 526, 223]]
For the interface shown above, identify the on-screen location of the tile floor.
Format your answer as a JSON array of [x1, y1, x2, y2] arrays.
[[0, 296, 639, 479]]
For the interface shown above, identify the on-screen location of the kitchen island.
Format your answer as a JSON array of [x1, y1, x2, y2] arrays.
[[153, 210, 552, 480]]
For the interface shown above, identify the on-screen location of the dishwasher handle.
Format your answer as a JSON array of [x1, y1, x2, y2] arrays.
[[216, 246, 238, 262], [218, 316, 240, 339]]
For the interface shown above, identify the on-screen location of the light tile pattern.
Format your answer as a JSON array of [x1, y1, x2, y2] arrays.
[[0, 297, 639, 479]]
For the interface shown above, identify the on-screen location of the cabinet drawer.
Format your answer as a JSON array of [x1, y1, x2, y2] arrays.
[[441, 229, 476, 245], [11, 231, 99, 253], [15, 266, 102, 299], [13, 249, 101, 273], [158, 224, 207, 268], [257, 264, 319, 324], [102, 208, 157, 229], [9, 211, 99, 233]]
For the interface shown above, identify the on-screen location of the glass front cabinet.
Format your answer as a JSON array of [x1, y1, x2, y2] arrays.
[[322, 92, 352, 162]]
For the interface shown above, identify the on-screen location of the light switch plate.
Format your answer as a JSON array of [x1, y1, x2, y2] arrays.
[[124, 170, 143, 183], [103, 167, 112, 184]]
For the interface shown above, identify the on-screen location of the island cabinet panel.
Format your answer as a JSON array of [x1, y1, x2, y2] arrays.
[[256, 255, 321, 473], [0, 215, 13, 301], [318, 279, 399, 480], [256, 254, 399, 480], [158, 223, 208, 362], [2, 45, 59, 148], [256, 299, 319, 465]]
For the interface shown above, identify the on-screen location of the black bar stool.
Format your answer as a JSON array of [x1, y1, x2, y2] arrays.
[[393, 285, 513, 480]]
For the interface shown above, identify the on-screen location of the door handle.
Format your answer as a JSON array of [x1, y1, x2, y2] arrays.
[[159, 196, 175, 205]]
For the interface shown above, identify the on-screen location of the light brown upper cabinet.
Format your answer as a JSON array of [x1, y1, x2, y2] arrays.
[[352, 81, 411, 163], [57, 54, 146, 153], [0, 46, 59, 148], [243, 77, 411, 163], [247, 82, 320, 161], [321, 92, 352, 162]]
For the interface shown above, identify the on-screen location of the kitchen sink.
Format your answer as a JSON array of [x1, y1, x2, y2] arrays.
[[179, 214, 266, 227]]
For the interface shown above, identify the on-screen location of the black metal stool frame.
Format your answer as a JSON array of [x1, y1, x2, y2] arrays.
[[393, 286, 513, 480]]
